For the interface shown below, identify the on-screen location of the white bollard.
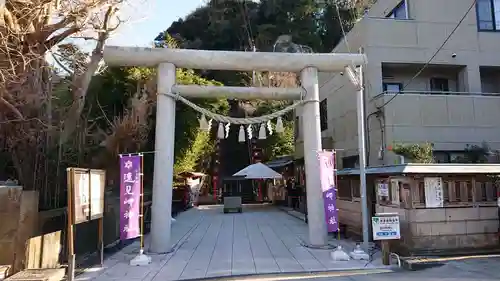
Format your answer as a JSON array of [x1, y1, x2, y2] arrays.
[[331, 246, 350, 261], [350, 244, 370, 260], [130, 249, 152, 266]]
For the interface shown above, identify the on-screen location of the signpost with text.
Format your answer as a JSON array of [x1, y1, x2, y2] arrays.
[[119, 155, 141, 240], [372, 213, 401, 265], [318, 150, 339, 233]]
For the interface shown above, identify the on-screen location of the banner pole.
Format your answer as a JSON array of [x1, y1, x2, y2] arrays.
[[140, 153, 145, 251], [129, 153, 152, 266], [334, 150, 340, 241], [66, 168, 76, 281]]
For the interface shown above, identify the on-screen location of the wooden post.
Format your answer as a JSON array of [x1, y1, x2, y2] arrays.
[[381, 240, 391, 265], [66, 168, 75, 281], [98, 217, 104, 266]]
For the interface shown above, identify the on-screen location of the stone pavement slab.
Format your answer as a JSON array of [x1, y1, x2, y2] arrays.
[[77, 205, 389, 281]]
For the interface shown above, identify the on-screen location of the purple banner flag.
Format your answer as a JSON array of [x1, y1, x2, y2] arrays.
[[120, 155, 141, 240], [318, 150, 339, 233]]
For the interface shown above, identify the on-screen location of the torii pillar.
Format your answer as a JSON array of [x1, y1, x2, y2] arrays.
[[103, 46, 367, 253]]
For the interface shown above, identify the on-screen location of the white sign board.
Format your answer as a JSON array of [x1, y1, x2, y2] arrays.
[[377, 183, 389, 196], [390, 180, 400, 204], [424, 177, 444, 208], [372, 215, 401, 240], [90, 170, 105, 219]]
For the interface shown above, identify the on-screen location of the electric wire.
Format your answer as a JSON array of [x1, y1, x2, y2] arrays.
[[377, 0, 477, 109], [318, 2, 354, 90], [319, 0, 478, 125]]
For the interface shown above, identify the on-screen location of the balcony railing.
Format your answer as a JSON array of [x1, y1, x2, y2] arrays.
[[373, 91, 500, 100]]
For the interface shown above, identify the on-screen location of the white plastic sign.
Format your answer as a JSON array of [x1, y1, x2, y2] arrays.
[[377, 183, 389, 196], [424, 177, 444, 208], [372, 215, 401, 240]]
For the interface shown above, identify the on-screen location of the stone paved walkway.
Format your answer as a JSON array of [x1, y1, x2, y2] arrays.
[[77, 205, 390, 281]]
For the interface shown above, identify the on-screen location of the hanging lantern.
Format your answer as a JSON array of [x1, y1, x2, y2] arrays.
[[238, 125, 245, 143], [266, 120, 273, 136], [258, 123, 267, 140], [217, 123, 225, 139], [225, 123, 231, 138], [247, 125, 253, 139], [199, 115, 209, 131], [275, 116, 284, 133]]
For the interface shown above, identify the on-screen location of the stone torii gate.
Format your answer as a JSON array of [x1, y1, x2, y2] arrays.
[[103, 46, 367, 253]]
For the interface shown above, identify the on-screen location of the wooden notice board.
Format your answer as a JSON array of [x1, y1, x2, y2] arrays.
[[67, 168, 105, 224], [66, 168, 106, 281]]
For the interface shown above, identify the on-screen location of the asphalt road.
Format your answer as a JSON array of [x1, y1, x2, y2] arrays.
[[305, 258, 499, 281], [212, 258, 500, 281]]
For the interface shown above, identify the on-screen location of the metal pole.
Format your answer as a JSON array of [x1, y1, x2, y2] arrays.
[[252, 45, 257, 86], [139, 154, 145, 252], [356, 65, 370, 250]]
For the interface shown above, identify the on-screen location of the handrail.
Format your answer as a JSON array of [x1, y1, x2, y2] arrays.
[[372, 90, 500, 100]]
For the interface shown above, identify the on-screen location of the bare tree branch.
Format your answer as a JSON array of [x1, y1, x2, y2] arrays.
[[0, 0, 130, 193], [59, 4, 117, 144]]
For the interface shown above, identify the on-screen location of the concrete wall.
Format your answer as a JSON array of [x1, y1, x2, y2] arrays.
[[337, 175, 499, 254], [408, 207, 499, 253], [0, 186, 23, 266], [0, 188, 39, 276]]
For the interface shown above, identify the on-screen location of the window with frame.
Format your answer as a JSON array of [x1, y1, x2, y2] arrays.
[[430, 78, 450, 92], [386, 0, 409, 19], [320, 98, 328, 131], [433, 151, 468, 163], [477, 0, 500, 31], [383, 82, 403, 93], [342, 156, 359, 169]]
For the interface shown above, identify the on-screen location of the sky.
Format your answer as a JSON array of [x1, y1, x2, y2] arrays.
[[107, 0, 205, 47], [48, 0, 203, 71]]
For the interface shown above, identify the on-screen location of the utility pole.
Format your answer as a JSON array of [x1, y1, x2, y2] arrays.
[[252, 45, 258, 86]]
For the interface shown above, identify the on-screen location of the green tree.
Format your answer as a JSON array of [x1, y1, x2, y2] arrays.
[[172, 69, 228, 175], [154, 0, 375, 174]]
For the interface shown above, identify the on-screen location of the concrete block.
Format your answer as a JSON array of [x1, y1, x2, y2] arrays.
[[411, 223, 432, 236], [431, 221, 466, 236], [410, 209, 446, 223], [445, 208, 479, 221], [479, 207, 498, 220], [465, 220, 499, 234]]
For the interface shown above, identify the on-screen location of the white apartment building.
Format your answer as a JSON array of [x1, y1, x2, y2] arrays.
[[295, 0, 500, 168]]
